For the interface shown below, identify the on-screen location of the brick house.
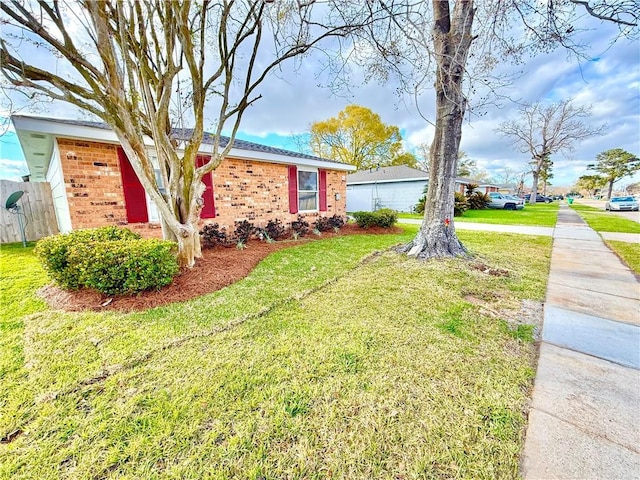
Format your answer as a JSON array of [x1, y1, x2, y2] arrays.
[[12, 115, 354, 237]]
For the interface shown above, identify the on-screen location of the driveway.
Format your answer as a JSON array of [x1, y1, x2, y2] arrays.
[[574, 199, 640, 224]]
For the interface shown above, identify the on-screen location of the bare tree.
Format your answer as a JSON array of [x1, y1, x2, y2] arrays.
[[353, 0, 637, 258], [497, 100, 604, 204], [0, 0, 380, 267]]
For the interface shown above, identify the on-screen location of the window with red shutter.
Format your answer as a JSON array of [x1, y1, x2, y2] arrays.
[[319, 169, 327, 212], [288, 165, 298, 214], [197, 155, 216, 218], [117, 148, 149, 223]]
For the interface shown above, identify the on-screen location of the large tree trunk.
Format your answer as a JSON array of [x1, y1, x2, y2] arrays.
[[607, 180, 614, 199], [404, 0, 474, 259], [530, 169, 540, 205]]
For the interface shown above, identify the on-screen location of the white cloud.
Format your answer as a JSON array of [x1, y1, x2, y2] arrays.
[[1, 7, 637, 188]]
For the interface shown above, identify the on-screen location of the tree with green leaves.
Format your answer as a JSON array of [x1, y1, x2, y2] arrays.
[[588, 148, 640, 199], [574, 175, 606, 198], [391, 152, 420, 169], [308, 104, 414, 170], [538, 154, 554, 196]]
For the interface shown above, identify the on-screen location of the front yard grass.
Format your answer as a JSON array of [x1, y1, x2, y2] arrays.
[[570, 204, 640, 234], [398, 202, 559, 227], [605, 240, 640, 275], [1, 228, 551, 479]]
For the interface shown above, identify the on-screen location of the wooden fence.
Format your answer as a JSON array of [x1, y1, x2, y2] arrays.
[[0, 180, 59, 244]]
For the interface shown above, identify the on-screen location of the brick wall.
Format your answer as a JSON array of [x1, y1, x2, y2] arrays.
[[210, 158, 348, 230], [57, 138, 162, 238], [56, 139, 348, 238]]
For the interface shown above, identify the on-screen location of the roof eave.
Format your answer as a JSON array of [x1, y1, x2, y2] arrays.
[[10, 115, 355, 175]]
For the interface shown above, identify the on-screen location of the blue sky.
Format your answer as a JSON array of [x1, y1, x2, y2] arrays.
[[1, 10, 638, 189]]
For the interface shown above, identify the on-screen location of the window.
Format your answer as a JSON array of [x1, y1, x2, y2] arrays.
[[145, 157, 163, 223], [298, 169, 318, 211]]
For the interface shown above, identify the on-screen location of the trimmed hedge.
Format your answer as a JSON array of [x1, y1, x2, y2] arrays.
[[35, 226, 178, 295], [68, 239, 178, 295], [352, 209, 398, 228]]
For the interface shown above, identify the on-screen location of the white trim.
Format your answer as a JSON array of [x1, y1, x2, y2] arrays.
[[347, 177, 428, 185], [45, 142, 72, 233], [297, 166, 319, 213]]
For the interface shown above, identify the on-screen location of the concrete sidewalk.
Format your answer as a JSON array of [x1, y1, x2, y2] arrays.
[[399, 217, 555, 236], [521, 206, 640, 479], [399, 217, 640, 243]]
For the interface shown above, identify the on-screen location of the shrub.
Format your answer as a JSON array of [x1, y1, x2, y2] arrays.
[[68, 239, 178, 295], [200, 223, 230, 247], [328, 214, 346, 230], [35, 226, 141, 289], [352, 209, 398, 229], [466, 191, 491, 210], [414, 184, 428, 214], [465, 183, 479, 197], [454, 192, 469, 217], [233, 220, 255, 244], [375, 208, 398, 228], [314, 216, 333, 232], [264, 218, 286, 240], [290, 215, 309, 238], [34, 227, 178, 294]]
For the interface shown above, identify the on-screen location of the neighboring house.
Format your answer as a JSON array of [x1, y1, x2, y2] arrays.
[[455, 177, 501, 195], [346, 165, 500, 212], [11, 115, 355, 237]]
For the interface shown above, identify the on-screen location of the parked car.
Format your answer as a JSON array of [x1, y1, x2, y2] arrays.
[[551, 195, 564, 200], [524, 194, 553, 203], [487, 192, 525, 210], [605, 196, 639, 211]]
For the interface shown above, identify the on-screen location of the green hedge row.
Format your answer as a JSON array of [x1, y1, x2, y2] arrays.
[[351, 209, 398, 229], [35, 226, 178, 295]]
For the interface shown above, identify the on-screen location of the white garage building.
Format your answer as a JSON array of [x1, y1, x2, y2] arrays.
[[346, 165, 427, 213], [346, 165, 500, 212]]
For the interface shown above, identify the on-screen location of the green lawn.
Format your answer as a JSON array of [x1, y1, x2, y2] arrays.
[[1, 229, 552, 479], [605, 240, 640, 275], [398, 202, 559, 227], [570, 204, 640, 234]]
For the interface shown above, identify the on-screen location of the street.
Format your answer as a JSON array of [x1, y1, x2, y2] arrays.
[[573, 199, 640, 224]]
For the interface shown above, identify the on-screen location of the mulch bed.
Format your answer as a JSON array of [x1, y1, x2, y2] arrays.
[[38, 224, 404, 313]]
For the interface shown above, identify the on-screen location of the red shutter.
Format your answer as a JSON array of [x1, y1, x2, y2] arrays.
[[197, 155, 216, 219], [319, 169, 327, 212], [117, 147, 148, 223], [288, 165, 298, 214]]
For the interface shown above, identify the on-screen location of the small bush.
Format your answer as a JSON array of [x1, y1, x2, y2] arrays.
[[35, 227, 178, 294], [375, 208, 398, 228], [264, 219, 286, 240], [314, 216, 333, 232], [467, 192, 491, 210], [35, 226, 141, 289], [414, 184, 428, 214], [352, 209, 398, 229], [290, 215, 309, 238], [328, 214, 346, 230], [233, 220, 255, 244], [68, 239, 178, 295], [454, 192, 469, 217], [200, 223, 230, 247]]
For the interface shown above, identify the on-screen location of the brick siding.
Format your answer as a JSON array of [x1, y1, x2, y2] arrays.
[[56, 139, 347, 238]]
